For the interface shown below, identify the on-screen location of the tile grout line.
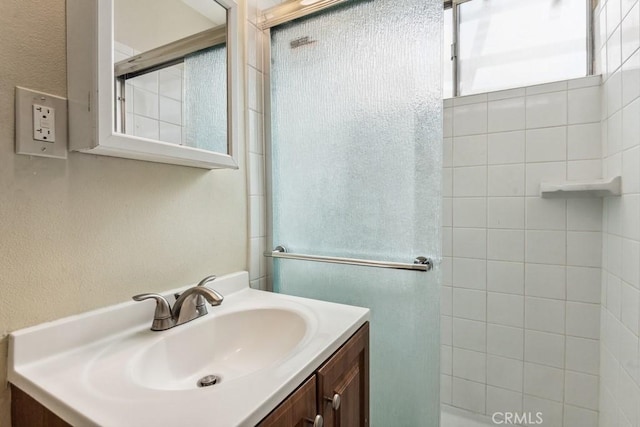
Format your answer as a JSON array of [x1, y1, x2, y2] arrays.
[[450, 107, 456, 406], [484, 98, 489, 416], [522, 90, 529, 416], [562, 85, 569, 426]]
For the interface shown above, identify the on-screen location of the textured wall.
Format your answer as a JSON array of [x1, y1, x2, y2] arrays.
[[0, 1, 248, 424]]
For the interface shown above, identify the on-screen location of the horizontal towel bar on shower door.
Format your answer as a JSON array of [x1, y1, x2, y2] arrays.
[[264, 245, 433, 272]]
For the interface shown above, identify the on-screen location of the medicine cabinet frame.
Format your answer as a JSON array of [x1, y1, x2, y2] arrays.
[[66, 0, 240, 169]]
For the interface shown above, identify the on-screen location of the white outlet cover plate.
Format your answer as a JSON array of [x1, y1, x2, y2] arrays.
[[32, 104, 56, 143], [15, 86, 67, 159]]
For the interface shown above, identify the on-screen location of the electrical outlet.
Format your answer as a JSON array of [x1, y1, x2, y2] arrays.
[[15, 87, 67, 159], [33, 104, 56, 143]]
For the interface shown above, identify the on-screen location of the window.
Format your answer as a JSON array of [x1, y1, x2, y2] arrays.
[[444, 0, 590, 98]]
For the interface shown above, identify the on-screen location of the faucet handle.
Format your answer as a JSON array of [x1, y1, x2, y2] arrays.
[[194, 275, 217, 315], [176, 275, 216, 297], [132, 293, 174, 331], [196, 275, 216, 287]]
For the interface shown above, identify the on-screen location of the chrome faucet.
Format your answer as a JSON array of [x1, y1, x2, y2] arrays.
[[132, 275, 223, 331]]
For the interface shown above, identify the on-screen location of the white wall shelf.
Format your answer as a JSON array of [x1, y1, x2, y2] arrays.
[[540, 176, 621, 198]]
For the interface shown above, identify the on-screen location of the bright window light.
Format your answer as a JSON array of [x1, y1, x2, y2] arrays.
[[456, 0, 587, 96]]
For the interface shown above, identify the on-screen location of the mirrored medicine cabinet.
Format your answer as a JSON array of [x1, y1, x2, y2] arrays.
[[67, 0, 240, 169]]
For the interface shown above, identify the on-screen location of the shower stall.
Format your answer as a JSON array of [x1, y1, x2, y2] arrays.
[[259, 0, 443, 425]]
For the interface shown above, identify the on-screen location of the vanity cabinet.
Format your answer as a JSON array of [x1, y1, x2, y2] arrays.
[[258, 376, 318, 427], [11, 387, 69, 427], [317, 322, 369, 427], [259, 322, 369, 427]]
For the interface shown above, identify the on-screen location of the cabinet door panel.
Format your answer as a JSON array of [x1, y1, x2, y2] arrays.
[[258, 376, 317, 427], [11, 386, 71, 427], [317, 323, 369, 427]]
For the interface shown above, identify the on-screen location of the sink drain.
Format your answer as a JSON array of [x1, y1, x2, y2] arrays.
[[197, 374, 221, 388]]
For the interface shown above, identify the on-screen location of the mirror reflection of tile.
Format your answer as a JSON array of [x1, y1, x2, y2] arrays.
[[114, 41, 184, 145]]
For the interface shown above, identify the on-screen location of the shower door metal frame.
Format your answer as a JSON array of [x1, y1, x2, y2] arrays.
[[262, 25, 275, 290], [259, 0, 350, 30]]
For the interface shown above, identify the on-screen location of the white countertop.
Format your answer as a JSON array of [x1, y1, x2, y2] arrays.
[[8, 272, 370, 426]]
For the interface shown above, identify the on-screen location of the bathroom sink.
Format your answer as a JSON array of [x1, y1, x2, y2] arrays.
[[130, 308, 308, 390], [8, 272, 369, 426]]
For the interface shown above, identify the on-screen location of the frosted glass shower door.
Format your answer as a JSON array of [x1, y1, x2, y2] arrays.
[[269, 0, 442, 426]]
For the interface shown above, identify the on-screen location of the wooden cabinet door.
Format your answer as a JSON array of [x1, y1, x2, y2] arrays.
[[11, 386, 71, 427], [258, 376, 318, 427], [316, 323, 369, 427]]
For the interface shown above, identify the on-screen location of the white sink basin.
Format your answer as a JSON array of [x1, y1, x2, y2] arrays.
[[8, 272, 369, 427], [130, 308, 307, 391]]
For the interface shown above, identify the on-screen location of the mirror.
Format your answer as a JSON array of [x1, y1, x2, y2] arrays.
[[66, 0, 239, 169], [114, 0, 228, 153]]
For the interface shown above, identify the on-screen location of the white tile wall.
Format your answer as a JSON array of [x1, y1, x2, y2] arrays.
[[525, 296, 566, 334], [525, 264, 566, 299], [487, 324, 524, 360], [453, 348, 486, 383], [487, 261, 524, 294], [453, 103, 488, 136], [526, 127, 567, 163], [487, 386, 523, 414], [488, 131, 525, 165], [526, 91, 568, 128], [524, 362, 565, 402], [525, 330, 565, 369], [246, 0, 268, 291], [443, 75, 602, 426], [597, 1, 640, 427], [524, 395, 564, 427], [487, 355, 523, 391], [453, 377, 487, 414]]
